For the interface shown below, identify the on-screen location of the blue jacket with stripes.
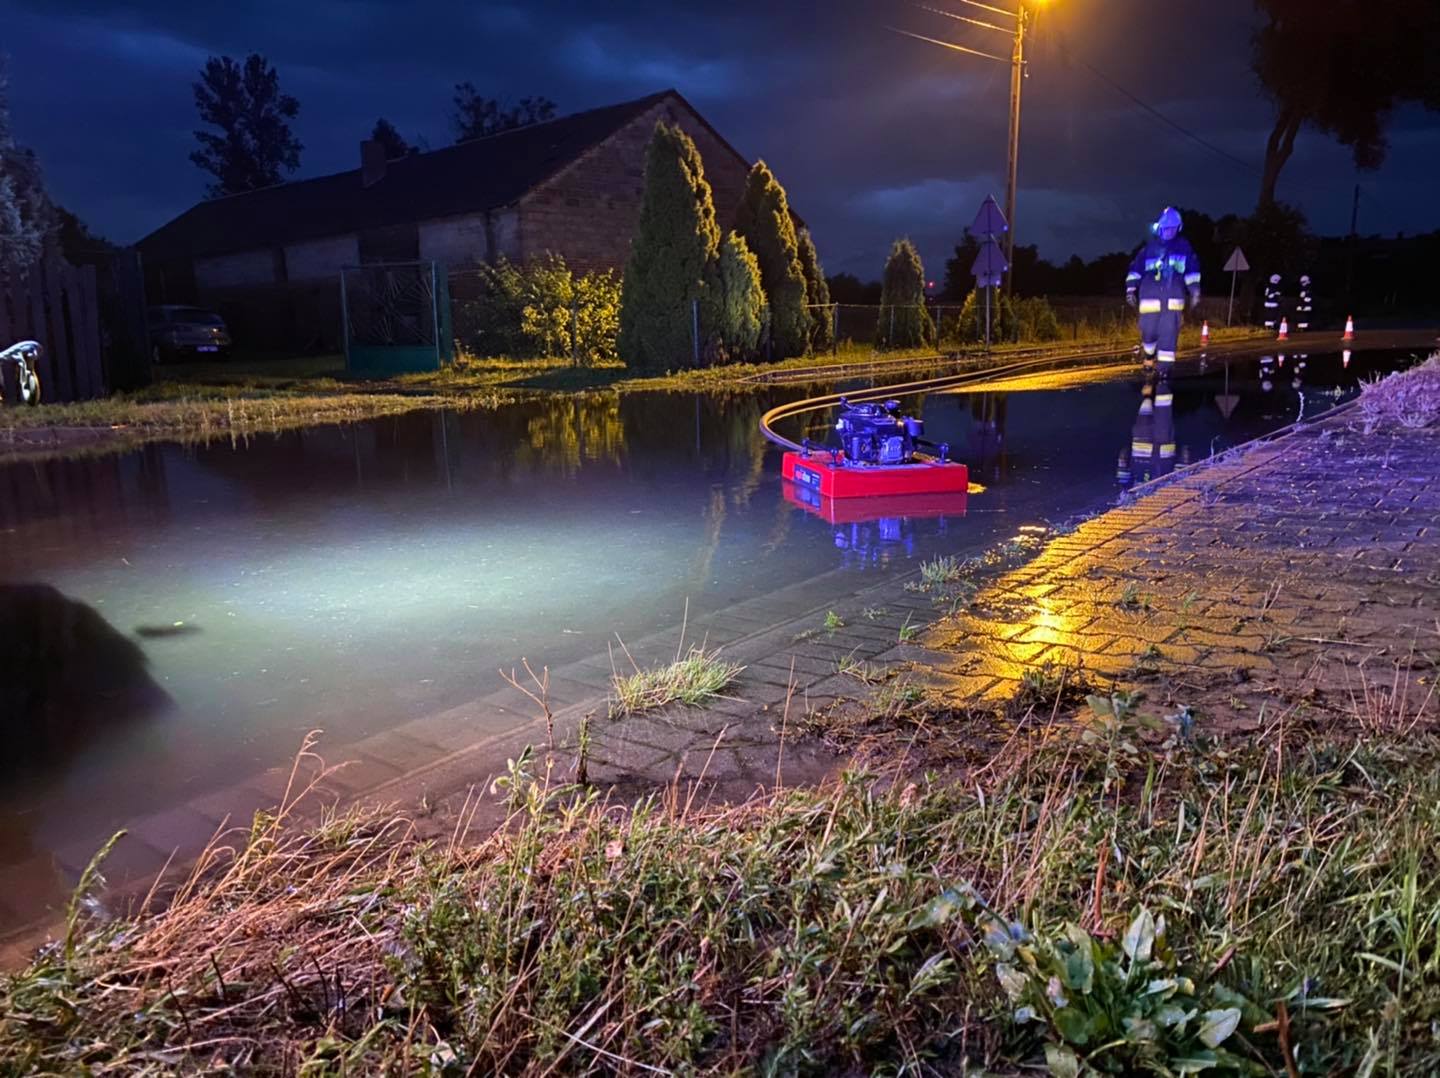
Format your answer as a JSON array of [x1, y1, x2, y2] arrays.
[[1126, 236, 1201, 306]]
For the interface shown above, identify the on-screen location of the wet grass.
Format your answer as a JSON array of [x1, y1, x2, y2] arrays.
[[0, 380, 510, 462], [607, 645, 745, 717], [1355, 353, 1440, 432], [3, 678, 1438, 1075]]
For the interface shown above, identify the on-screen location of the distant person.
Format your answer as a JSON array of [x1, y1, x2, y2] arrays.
[[1263, 274, 1284, 331], [1125, 207, 1202, 369], [1296, 275, 1314, 332]]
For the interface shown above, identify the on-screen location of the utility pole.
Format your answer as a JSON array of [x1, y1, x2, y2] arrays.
[[891, 2, 1037, 292], [1004, 4, 1028, 290], [1346, 182, 1360, 307]]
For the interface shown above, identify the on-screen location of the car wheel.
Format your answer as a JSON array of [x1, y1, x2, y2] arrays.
[[20, 369, 40, 406]]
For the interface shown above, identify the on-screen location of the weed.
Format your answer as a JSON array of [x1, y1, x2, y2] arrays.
[[608, 646, 744, 716], [898, 615, 922, 643], [836, 654, 887, 684], [574, 711, 593, 786], [1117, 582, 1154, 612], [823, 609, 846, 633], [874, 677, 925, 714], [861, 606, 887, 621]]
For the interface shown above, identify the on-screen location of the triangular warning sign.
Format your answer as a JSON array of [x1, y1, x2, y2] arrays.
[[1222, 247, 1249, 273], [1215, 394, 1240, 419]]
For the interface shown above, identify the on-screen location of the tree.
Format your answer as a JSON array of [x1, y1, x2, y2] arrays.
[[1253, 0, 1440, 208], [190, 54, 302, 197], [618, 122, 720, 372], [54, 205, 117, 268], [795, 228, 833, 351], [370, 117, 415, 159], [941, 232, 982, 300], [451, 84, 556, 142], [0, 60, 52, 273], [876, 238, 933, 349], [734, 161, 809, 359], [704, 231, 765, 362], [826, 272, 881, 305]]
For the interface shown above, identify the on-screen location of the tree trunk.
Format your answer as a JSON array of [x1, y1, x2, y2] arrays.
[[1259, 107, 1304, 208]]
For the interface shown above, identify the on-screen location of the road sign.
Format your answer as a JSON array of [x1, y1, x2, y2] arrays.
[[1224, 246, 1250, 326], [1214, 394, 1240, 419], [971, 239, 1009, 280], [972, 196, 1009, 239]]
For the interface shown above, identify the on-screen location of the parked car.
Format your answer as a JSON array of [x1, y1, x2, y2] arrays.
[[147, 306, 232, 362]]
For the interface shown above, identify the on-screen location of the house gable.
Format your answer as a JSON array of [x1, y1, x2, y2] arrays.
[[516, 91, 755, 274]]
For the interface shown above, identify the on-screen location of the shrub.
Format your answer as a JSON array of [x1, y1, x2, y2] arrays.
[[875, 238, 934, 349], [456, 254, 620, 365], [1013, 296, 1062, 342], [796, 227, 834, 352], [735, 161, 809, 359], [619, 122, 720, 372], [703, 231, 765, 362], [951, 290, 1066, 344]]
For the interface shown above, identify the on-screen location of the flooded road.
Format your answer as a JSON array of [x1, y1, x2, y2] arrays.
[[0, 346, 1418, 926]]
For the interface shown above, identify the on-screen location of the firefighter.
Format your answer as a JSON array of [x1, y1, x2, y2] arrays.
[[1296, 274, 1314, 332], [1126, 207, 1201, 369], [1262, 274, 1283, 331]]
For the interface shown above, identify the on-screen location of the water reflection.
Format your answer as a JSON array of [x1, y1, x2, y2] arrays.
[[784, 486, 969, 570], [1117, 372, 1178, 488]]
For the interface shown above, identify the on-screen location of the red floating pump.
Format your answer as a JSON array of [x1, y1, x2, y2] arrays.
[[781, 398, 968, 499]]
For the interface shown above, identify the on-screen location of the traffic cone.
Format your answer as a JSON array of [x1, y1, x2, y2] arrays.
[[1342, 315, 1355, 342], [1277, 317, 1289, 341], [1200, 320, 1210, 345], [1343, 349, 1352, 369]]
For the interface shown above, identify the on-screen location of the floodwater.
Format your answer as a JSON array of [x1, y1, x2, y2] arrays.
[[0, 347, 1417, 923]]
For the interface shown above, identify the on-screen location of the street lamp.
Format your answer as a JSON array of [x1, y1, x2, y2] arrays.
[[891, 1, 1045, 289]]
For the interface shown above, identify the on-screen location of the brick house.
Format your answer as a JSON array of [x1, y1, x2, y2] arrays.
[[136, 90, 756, 348]]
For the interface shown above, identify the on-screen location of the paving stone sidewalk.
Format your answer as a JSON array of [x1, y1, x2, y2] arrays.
[[907, 410, 1440, 730]]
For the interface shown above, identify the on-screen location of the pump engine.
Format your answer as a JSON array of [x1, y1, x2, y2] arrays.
[[834, 398, 925, 465]]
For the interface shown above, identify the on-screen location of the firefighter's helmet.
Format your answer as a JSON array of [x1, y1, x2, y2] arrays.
[[1152, 206, 1183, 239]]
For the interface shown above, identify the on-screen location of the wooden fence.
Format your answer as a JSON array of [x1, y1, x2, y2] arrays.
[[0, 259, 105, 403]]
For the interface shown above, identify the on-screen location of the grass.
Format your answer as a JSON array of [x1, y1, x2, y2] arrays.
[[607, 644, 744, 717], [1355, 353, 1440, 433], [4, 668, 1437, 1075], [0, 372, 510, 461]]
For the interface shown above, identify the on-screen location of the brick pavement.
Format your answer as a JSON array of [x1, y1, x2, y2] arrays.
[[906, 408, 1440, 731]]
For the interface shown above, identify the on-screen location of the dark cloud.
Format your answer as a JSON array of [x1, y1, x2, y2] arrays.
[[3, 0, 1436, 279]]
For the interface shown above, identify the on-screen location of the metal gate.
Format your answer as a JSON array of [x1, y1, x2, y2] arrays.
[[340, 260, 453, 376]]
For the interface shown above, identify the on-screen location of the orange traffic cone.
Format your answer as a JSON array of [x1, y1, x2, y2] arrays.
[[1201, 320, 1210, 345], [1277, 317, 1289, 341], [1342, 315, 1355, 342]]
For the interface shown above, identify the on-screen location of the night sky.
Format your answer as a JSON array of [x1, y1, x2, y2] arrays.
[[4, 0, 1438, 278]]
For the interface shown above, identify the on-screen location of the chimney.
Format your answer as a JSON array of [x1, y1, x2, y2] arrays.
[[360, 140, 387, 188]]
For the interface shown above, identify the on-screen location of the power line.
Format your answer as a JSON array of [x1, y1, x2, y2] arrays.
[[1056, 44, 1261, 175], [949, 0, 1017, 19], [912, 2, 1011, 35], [885, 26, 1009, 64]]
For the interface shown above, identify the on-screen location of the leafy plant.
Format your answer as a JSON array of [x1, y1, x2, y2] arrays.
[[457, 254, 620, 365], [990, 907, 1264, 1076], [823, 609, 845, 633]]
